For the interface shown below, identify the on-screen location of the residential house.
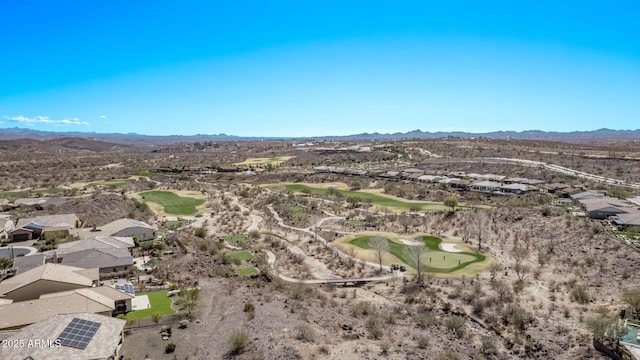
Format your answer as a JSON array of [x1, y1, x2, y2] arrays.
[[11, 197, 68, 210], [503, 177, 528, 184], [0, 263, 98, 302], [470, 181, 502, 193], [483, 174, 507, 182], [544, 183, 570, 194], [611, 210, 640, 230], [499, 183, 533, 195], [417, 175, 444, 183], [379, 171, 400, 179], [73, 218, 157, 241], [0, 287, 134, 330], [400, 168, 424, 180], [15, 247, 134, 275], [578, 196, 634, 219], [521, 179, 545, 186], [570, 191, 606, 202], [55, 236, 135, 254], [447, 171, 467, 179], [53, 248, 133, 274], [439, 178, 469, 189], [0, 312, 126, 359], [10, 214, 79, 242]]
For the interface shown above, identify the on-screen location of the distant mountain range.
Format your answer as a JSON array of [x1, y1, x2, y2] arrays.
[[1, 127, 639, 146]]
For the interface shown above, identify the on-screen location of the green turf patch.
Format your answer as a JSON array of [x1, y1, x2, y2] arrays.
[[224, 234, 248, 243], [237, 266, 258, 275], [286, 202, 307, 218], [139, 190, 205, 215], [0, 190, 27, 199], [140, 171, 155, 177], [31, 188, 65, 194], [350, 235, 485, 274], [230, 251, 254, 261], [124, 290, 176, 320], [234, 156, 294, 167], [344, 219, 364, 225], [615, 231, 640, 238], [268, 184, 467, 212], [88, 179, 130, 187]]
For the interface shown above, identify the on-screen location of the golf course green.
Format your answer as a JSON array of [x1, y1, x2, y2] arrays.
[[349, 235, 485, 274], [267, 183, 465, 211], [139, 190, 205, 215]]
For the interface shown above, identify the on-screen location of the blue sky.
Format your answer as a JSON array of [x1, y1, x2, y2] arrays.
[[1, 1, 639, 136]]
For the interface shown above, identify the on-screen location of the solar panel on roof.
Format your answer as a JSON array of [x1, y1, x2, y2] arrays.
[[56, 318, 101, 350]]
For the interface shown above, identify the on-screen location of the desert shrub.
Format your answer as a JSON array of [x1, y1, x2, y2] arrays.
[[199, 241, 208, 252], [416, 313, 437, 328], [444, 316, 466, 338], [502, 304, 532, 330], [481, 336, 497, 354], [416, 335, 430, 348], [165, 343, 176, 353], [572, 285, 590, 304], [228, 329, 250, 355], [244, 302, 255, 313], [351, 301, 375, 317], [295, 323, 315, 342], [367, 315, 384, 339], [289, 284, 305, 300], [382, 311, 396, 325], [195, 227, 207, 238]]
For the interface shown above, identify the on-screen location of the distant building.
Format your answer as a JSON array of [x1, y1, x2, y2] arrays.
[[611, 211, 640, 230], [470, 181, 502, 193], [576, 196, 635, 219], [10, 214, 79, 242], [73, 218, 156, 241], [499, 183, 533, 195]]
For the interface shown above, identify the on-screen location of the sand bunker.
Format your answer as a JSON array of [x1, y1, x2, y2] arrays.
[[440, 243, 463, 253], [399, 238, 423, 246]]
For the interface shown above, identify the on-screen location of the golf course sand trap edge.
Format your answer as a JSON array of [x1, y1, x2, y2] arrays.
[[440, 243, 463, 253], [399, 238, 423, 246]]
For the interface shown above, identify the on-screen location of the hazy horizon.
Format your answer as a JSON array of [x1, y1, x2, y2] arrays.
[[1, 1, 639, 137]]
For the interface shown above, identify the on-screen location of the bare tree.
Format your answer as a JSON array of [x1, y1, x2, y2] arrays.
[[398, 215, 414, 233], [475, 210, 487, 251], [512, 246, 530, 282], [369, 236, 389, 271], [488, 263, 502, 282], [345, 246, 358, 268], [403, 244, 427, 285], [461, 224, 472, 244]]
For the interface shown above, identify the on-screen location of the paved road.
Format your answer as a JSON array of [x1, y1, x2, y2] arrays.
[[485, 157, 640, 189]]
